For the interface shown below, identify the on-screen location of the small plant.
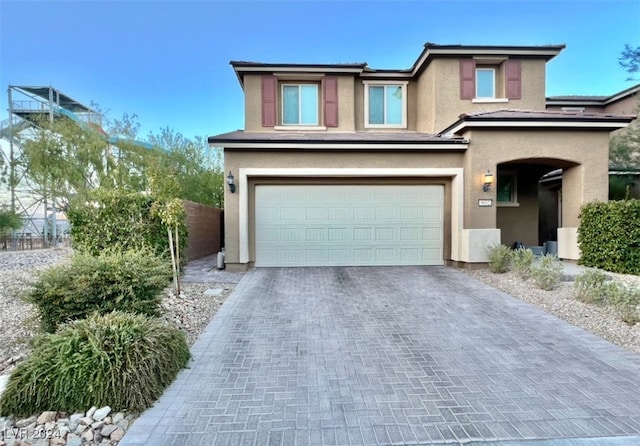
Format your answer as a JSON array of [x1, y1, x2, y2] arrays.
[[511, 247, 535, 279], [606, 283, 640, 325], [27, 249, 171, 333], [531, 253, 563, 290], [574, 269, 609, 305], [487, 244, 512, 274], [0, 312, 190, 417]]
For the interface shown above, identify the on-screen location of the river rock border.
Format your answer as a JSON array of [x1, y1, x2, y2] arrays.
[[0, 406, 136, 446]]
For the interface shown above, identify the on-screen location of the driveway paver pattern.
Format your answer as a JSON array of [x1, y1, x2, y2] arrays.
[[120, 267, 640, 445]]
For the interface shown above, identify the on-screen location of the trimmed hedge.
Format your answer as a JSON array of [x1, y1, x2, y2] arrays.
[[578, 200, 640, 274], [67, 188, 187, 259], [27, 249, 172, 333], [0, 312, 190, 417]]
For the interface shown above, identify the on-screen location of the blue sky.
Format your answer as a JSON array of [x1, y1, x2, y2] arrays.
[[1, 0, 639, 141]]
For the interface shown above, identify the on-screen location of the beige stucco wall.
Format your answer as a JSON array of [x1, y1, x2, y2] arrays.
[[416, 66, 435, 133], [605, 94, 639, 115], [460, 129, 610, 241], [222, 127, 612, 267], [429, 59, 547, 133], [243, 74, 356, 131], [242, 58, 550, 135], [223, 150, 464, 267]]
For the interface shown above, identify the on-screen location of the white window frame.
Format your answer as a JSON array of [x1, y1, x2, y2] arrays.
[[561, 107, 586, 112], [475, 68, 496, 99], [363, 81, 408, 129], [496, 171, 519, 207], [281, 83, 319, 126]]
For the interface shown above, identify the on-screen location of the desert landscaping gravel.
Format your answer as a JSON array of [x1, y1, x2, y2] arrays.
[[465, 267, 640, 355], [0, 248, 73, 375], [0, 249, 234, 376]]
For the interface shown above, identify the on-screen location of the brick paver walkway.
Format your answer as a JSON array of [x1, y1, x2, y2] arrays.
[[120, 267, 640, 445]]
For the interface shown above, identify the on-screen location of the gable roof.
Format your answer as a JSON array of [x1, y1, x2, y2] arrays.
[[546, 83, 640, 107], [230, 42, 566, 86], [440, 109, 635, 135]]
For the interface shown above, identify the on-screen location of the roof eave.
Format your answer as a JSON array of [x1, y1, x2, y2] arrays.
[[413, 44, 566, 76], [441, 118, 634, 136]]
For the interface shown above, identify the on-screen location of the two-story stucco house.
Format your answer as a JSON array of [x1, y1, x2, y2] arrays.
[[209, 43, 635, 271]]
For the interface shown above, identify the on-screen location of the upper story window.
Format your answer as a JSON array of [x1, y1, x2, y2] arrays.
[[282, 84, 318, 125], [261, 75, 338, 129], [363, 81, 408, 128], [476, 68, 495, 98], [460, 59, 521, 102]]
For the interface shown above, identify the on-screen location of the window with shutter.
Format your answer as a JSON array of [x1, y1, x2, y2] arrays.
[[261, 76, 277, 127]]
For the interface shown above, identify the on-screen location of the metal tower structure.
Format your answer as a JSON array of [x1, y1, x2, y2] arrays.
[[1, 85, 101, 248]]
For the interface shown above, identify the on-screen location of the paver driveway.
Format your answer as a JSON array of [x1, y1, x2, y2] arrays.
[[121, 267, 640, 445]]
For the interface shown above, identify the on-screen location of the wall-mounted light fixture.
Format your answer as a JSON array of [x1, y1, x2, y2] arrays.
[[227, 171, 236, 193], [482, 170, 494, 192]]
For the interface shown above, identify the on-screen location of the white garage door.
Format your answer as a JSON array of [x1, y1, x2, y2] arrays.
[[255, 185, 444, 267]]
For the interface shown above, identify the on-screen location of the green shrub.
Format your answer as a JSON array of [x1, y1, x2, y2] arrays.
[[578, 200, 640, 275], [67, 188, 187, 259], [574, 269, 609, 305], [0, 312, 190, 417], [27, 249, 171, 333], [511, 247, 535, 279], [487, 244, 512, 274], [606, 283, 640, 325], [531, 254, 563, 291]]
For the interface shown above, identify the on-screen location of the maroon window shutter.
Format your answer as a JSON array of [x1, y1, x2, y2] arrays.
[[323, 76, 339, 127], [505, 60, 521, 99], [460, 59, 476, 99], [261, 75, 277, 127]]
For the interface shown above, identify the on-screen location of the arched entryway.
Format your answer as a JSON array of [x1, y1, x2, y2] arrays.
[[495, 158, 580, 252]]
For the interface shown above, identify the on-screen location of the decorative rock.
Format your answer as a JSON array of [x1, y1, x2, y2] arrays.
[[91, 420, 105, 430], [116, 419, 130, 431], [103, 416, 112, 424], [75, 424, 87, 435], [66, 434, 82, 446], [57, 424, 71, 438], [14, 416, 36, 428], [110, 427, 126, 442], [204, 288, 223, 296], [100, 424, 117, 437], [36, 411, 57, 425], [30, 440, 48, 446], [44, 420, 56, 431], [56, 417, 69, 426], [111, 412, 125, 424], [86, 406, 97, 418], [49, 438, 65, 446], [93, 406, 111, 422], [68, 413, 83, 431], [81, 428, 94, 442], [78, 417, 93, 426]]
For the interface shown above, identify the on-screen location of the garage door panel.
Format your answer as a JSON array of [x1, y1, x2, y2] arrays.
[[256, 185, 443, 267]]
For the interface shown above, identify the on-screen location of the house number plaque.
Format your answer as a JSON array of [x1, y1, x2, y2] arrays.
[[478, 199, 493, 207]]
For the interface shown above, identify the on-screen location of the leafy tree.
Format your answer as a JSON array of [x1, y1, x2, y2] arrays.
[[609, 45, 640, 174], [19, 115, 117, 210], [0, 206, 22, 235], [619, 44, 640, 81], [147, 128, 223, 207], [18, 111, 224, 211]]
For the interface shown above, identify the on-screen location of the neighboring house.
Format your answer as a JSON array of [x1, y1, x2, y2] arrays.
[[209, 43, 634, 270], [546, 83, 639, 115], [538, 83, 640, 237]]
